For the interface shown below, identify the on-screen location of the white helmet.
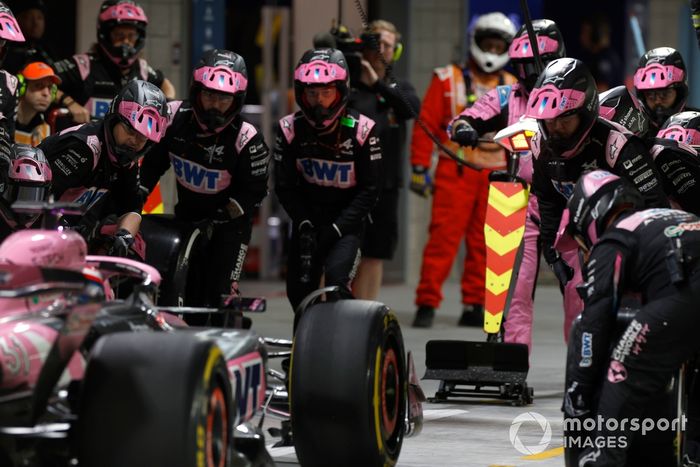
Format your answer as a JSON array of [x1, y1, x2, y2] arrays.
[[469, 12, 516, 73]]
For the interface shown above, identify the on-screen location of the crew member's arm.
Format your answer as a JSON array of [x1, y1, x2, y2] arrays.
[[53, 56, 91, 123], [227, 129, 270, 219], [333, 124, 382, 235], [565, 239, 628, 416], [449, 86, 510, 138], [615, 136, 670, 208], [273, 121, 311, 224]]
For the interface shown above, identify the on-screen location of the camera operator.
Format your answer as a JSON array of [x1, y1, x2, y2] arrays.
[[344, 20, 420, 300]]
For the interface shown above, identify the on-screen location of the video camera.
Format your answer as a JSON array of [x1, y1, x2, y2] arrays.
[[322, 24, 380, 88]]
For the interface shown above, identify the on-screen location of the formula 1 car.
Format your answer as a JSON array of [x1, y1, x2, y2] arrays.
[[0, 203, 424, 467]]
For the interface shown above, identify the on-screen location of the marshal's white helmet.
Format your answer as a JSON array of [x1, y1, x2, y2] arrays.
[[469, 12, 516, 73]]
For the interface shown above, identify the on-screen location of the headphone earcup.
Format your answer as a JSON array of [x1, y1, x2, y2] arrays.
[[393, 42, 403, 62], [50, 84, 58, 102], [17, 74, 26, 98]]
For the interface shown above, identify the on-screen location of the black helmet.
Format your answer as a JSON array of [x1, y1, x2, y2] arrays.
[[97, 0, 148, 69], [656, 110, 700, 146], [633, 47, 688, 129], [508, 19, 566, 91], [555, 170, 644, 251], [598, 85, 649, 138], [0, 144, 51, 229], [525, 58, 598, 159], [293, 48, 349, 129], [104, 80, 169, 167], [190, 49, 248, 134]]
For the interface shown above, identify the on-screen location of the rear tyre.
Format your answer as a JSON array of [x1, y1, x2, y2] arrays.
[[291, 299, 406, 467], [78, 332, 233, 467]]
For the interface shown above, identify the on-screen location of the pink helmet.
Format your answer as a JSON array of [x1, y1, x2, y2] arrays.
[[190, 49, 248, 133], [0, 2, 24, 43], [525, 58, 598, 159], [294, 48, 349, 130], [508, 19, 566, 91], [555, 170, 644, 252], [97, 0, 148, 69], [104, 80, 169, 168], [633, 47, 688, 129], [656, 110, 700, 146], [0, 144, 52, 229]]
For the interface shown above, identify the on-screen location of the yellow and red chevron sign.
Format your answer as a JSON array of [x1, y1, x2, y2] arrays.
[[483, 181, 529, 334], [142, 183, 164, 214]]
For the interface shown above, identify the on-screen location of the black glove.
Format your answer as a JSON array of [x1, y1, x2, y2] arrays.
[[316, 223, 342, 252], [108, 228, 135, 257], [212, 200, 245, 224], [551, 257, 574, 287], [451, 121, 479, 148], [563, 381, 594, 418], [409, 165, 433, 197]]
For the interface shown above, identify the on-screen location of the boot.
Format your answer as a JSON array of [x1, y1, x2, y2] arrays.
[[458, 304, 484, 327], [412, 305, 435, 328]]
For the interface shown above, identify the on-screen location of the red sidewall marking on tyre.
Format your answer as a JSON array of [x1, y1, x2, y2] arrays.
[[381, 347, 399, 435], [207, 386, 228, 467]]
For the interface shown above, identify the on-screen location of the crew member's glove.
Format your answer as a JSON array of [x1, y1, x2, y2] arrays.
[[409, 165, 432, 197], [108, 228, 135, 257], [551, 256, 574, 287], [222, 281, 241, 307], [212, 199, 245, 224], [316, 223, 342, 252], [563, 381, 594, 418], [451, 121, 479, 148]]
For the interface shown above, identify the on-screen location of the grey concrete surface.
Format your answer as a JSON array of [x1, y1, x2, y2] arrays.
[[245, 280, 569, 467]]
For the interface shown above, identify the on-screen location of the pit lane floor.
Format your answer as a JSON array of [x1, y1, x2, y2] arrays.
[[245, 281, 568, 467]]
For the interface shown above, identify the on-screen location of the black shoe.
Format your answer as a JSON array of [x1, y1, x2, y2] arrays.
[[412, 306, 435, 328], [458, 304, 484, 327]]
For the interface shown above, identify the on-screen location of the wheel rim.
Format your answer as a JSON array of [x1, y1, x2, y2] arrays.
[[206, 386, 228, 467], [381, 347, 400, 437]]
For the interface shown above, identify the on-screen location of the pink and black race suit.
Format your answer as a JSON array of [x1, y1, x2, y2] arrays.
[[141, 100, 269, 223], [534, 119, 669, 339], [534, 118, 669, 267], [274, 109, 382, 310], [649, 138, 700, 215], [567, 208, 700, 466], [53, 50, 164, 120], [0, 69, 17, 136], [38, 122, 141, 237], [140, 101, 269, 306]]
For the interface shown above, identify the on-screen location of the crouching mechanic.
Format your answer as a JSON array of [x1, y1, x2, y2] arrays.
[[140, 49, 269, 306], [274, 48, 381, 325], [558, 170, 700, 467], [39, 80, 169, 256], [524, 58, 668, 340]]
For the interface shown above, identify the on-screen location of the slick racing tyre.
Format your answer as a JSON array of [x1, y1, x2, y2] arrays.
[[140, 215, 208, 306], [291, 299, 406, 467], [78, 332, 233, 467]]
